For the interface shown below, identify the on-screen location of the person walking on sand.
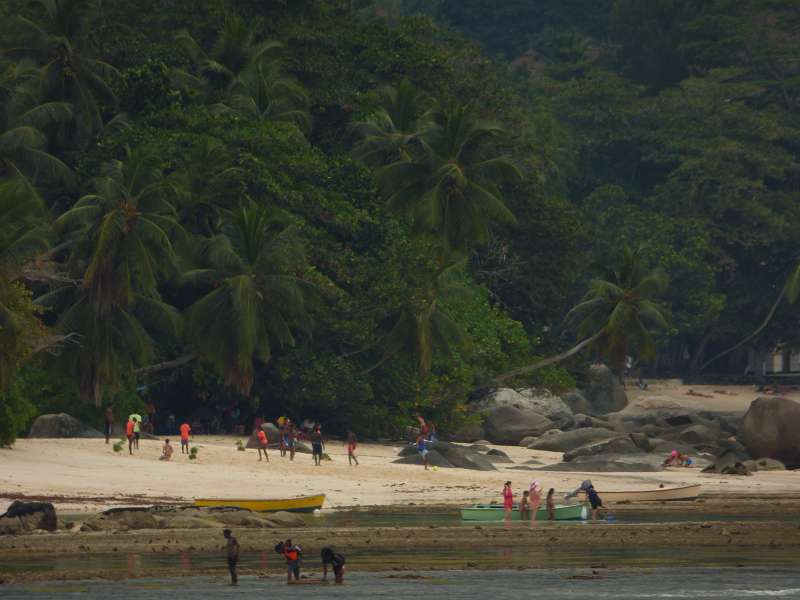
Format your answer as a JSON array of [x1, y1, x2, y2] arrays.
[[285, 421, 296, 461], [502, 481, 514, 520], [257, 427, 269, 462], [311, 425, 324, 466], [416, 433, 429, 470], [159, 439, 173, 461], [129, 414, 141, 449], [223, 529, 239, 585], [321, 547, 346, 584], [529, 480, 543, 526], [104, 404, 114, 444], [282, 538, 302, 584], [278, 417, 287, 457], [126, 417, 135, 455], [179, 421, 191, 454], [347, 431, 359, 466]]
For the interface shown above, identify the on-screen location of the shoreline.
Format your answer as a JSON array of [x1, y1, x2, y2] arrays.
[[2, 519, 800, 583]]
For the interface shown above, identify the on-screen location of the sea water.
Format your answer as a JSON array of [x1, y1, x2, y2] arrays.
[[4, 567, 800, 599]]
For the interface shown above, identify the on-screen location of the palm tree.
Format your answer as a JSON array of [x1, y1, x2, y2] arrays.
[[377, 261, 469, 376], [171, 137, 245, 236], [4, 0, 118, 144], [220, 61, 312, 135], [496, 248, 670, 382], [0, 176, 50, 390], [351, 79, 432, 166], [697, 260, 800, 373], [43, 151, 181, 404], [181, 203, 312, 394], [175, 14, 282, 96], [0, 61, 73, 186], [375, 102, 520, 253]]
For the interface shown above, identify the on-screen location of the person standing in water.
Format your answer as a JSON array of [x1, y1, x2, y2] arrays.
[[257, 427, 269, 462], [311, 425, 324, 466], [321, 547, 346, 584], [282, 538, 302, 583], [566, 479, 605, 521], [546, 488, 556, 520], [502, 481, 514, 520], [347, 431, 359, 466], [223, 529, 239, 586], [519, 490, 530, 521], [529, 480, 543, 526], [104, 404, 114, 444]]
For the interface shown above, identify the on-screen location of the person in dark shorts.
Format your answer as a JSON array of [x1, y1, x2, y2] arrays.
[[223, 529, 239, 585], [321, 547, 346, 584], [126, 417, 135, 455], [566, 479, 604, 521], [311, 425, 324, 466], [282, 538, 302, 583], [285, 421, 296, 461], [257, 427, 269, 462], [104, 404, 114, 444]]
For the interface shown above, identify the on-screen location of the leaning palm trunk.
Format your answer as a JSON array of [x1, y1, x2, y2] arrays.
[[494, 330, 603, 383], [696, 281, 787, 374]]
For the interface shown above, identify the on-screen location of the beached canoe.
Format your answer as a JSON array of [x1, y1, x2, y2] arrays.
[[194, 494, 325, 513], [460, 503, 587, 522], [580, 484, 701, 503]]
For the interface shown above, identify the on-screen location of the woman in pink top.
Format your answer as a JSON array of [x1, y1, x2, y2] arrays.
[[502, 481, 514, 519], [529, 480, 543, 526]]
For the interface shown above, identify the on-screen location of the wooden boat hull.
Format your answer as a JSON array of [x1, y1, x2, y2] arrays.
[[460, 503, 587, 522], [194, 494, 325, 513], [580, 484, 701, 503]]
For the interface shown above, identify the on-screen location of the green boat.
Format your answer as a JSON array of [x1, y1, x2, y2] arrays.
[[460, 503, 587, 522]]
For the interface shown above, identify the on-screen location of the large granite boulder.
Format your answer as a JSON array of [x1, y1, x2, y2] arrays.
[[742, 458, 786, 472], [0, 501, 58, 534], [741, 397, 800, 467], [516, 389, 575, 429], [583, 364, 628, 415], [605, 398, 693, 429], [563, 436, 643, 462], [537, 454, 665, 472], [448, 422, 486, 443], [678, 424, 719, 448], [484, 405, 553, 445], [485, 448, 513, 463], [526, 428, 618, 452], [81, 507, 160, 531], [562, 390, 592, 415], [430, 442, 497, 471], [28, 413, 103, 438], [394, 449, 455, 469]]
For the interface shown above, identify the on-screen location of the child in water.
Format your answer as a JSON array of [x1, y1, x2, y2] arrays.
[[529, 480, 543, 526], [519, 490, 530, 520], [546, 488, 555, 520], [502, 481, 514, 518]]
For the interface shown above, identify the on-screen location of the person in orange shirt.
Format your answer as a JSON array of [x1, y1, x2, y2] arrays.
[[179, 422, 191, 454], [257, 428, 269, 462], [126, 418, 135, 455]]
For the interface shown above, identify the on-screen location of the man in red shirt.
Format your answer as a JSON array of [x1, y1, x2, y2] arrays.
[[179, 422, 191, 454], [126, 418, 135, 455], [257, 428, 269, 462]]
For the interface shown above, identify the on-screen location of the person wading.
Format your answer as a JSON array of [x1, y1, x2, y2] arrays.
[[223, 529, 239, 585]]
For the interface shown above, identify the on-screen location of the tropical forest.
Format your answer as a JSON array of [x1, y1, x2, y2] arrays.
[[2, 0, 800, 444]]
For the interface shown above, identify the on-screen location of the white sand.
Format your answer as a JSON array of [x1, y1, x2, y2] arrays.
[[3, 384, 798, 514]]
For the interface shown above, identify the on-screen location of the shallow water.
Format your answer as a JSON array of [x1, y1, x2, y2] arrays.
[[4, 567, 800, 599], [2, 545, 799, 576]]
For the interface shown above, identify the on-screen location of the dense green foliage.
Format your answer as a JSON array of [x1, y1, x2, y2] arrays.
[[2, 0, 799, 443]]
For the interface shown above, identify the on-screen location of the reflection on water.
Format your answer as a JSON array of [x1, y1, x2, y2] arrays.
[[4, 567, 800, 599]]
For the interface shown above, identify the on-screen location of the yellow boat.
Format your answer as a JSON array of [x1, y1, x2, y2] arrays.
[[194, 494, 325, 513]]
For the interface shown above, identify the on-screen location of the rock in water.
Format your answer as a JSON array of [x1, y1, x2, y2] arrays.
[[0, 501, 58, 534], [28, 413, 103, 438], [741, 397, 800, 467], [483, 405, 553, 445], [584, 364, 628, 415]]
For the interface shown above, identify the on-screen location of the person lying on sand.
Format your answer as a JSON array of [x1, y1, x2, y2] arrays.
[[159, 439, 173, 461], [687, 389, 714, 398], [713, 390, 738, 395]]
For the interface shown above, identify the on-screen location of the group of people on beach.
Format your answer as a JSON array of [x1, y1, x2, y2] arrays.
[[502, 479, 605, 522], [223, 529, 346, 586]]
